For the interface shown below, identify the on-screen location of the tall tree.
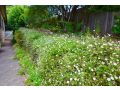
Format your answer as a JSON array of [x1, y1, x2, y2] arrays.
[[26, 5, 49, 28], [7, 6, 25, 30]]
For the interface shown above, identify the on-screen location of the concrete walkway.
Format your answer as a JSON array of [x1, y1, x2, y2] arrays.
[[0, 39, 24, 86]]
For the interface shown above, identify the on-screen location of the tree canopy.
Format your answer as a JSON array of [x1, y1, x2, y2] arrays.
[[7, 6, 25, 30], [6, 5, 120, 34]]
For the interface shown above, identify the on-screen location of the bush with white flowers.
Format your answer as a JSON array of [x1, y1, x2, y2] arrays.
[[15, 28, 120, 86]]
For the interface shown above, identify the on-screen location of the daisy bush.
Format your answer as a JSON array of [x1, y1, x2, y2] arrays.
[[15, 28, 120, 86]]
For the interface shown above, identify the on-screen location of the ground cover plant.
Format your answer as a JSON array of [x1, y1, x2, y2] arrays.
[[15, 28, 120, 86], [15, 45, 41, 85]]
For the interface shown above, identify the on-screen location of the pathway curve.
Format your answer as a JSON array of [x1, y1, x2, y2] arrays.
[[0, 39, 24, 86]]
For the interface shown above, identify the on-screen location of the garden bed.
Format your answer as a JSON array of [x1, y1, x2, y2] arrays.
[[15, 28, 120, 86]]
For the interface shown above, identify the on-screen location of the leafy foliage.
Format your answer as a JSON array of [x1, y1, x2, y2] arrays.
[[7, 6, 25, 30], [15, 28, 120, 86], [15, 45, 41, 85], [87, 5, 120, 13], [112, 16, 120, 34], [7, 5, 120, 33], [15, 30, 23, 46], [26, 5, 49, 28], [64, 22, 74, 32]]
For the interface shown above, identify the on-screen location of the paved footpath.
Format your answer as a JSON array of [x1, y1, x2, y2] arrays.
[[0, 40, 24, 86]]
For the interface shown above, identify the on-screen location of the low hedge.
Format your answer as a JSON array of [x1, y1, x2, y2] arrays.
[[15, 28, 120, 86]]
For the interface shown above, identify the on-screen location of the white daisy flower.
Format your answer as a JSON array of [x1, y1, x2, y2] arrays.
[[74, 78, 77, 81], [67, 81, 69, 84], [107, 78, 111, 81], [113, 63, 117, 66], [93, 77, 96, 81], [114, 76, 118, 79], [70, 78, 73, 81], [110, 76, 114, 80], [91, 69, 94, 72]]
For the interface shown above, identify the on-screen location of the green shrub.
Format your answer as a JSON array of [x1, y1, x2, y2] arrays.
[[38, 36, 120, 85], [64, 22, 74, 32], [41, 23, 61, 32], [15, 30, 23, 46], [15, 28, 120, 86], [7, 6, 26, 30], [17, 28, 43, 52], [112, 16, 120, 34], [75, 22, 82, 31], [15, 45, 41, 85]]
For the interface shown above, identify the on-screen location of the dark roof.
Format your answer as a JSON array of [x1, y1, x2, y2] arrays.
[[0, 5, 7, 23]]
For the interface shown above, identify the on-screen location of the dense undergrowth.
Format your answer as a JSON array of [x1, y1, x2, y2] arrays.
[[15, 46, 41, 85], [15, 28, 120, 86]]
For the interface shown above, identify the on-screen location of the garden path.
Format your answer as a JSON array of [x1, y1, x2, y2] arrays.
[[0, 39, 24, 86]]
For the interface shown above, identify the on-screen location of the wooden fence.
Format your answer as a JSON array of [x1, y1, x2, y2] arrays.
[[76, 9, 120, 35]]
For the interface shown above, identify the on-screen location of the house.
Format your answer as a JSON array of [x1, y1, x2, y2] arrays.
[[0, 5, 7, 46]]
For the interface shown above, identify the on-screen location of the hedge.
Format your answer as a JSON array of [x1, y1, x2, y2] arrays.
[[15, 28, 120, 86]]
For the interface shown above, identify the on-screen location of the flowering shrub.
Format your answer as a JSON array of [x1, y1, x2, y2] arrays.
[[15, 28, 120, 86]]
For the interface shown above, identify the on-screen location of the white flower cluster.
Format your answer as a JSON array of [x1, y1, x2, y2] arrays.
[[18, 28, 120, 86]]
